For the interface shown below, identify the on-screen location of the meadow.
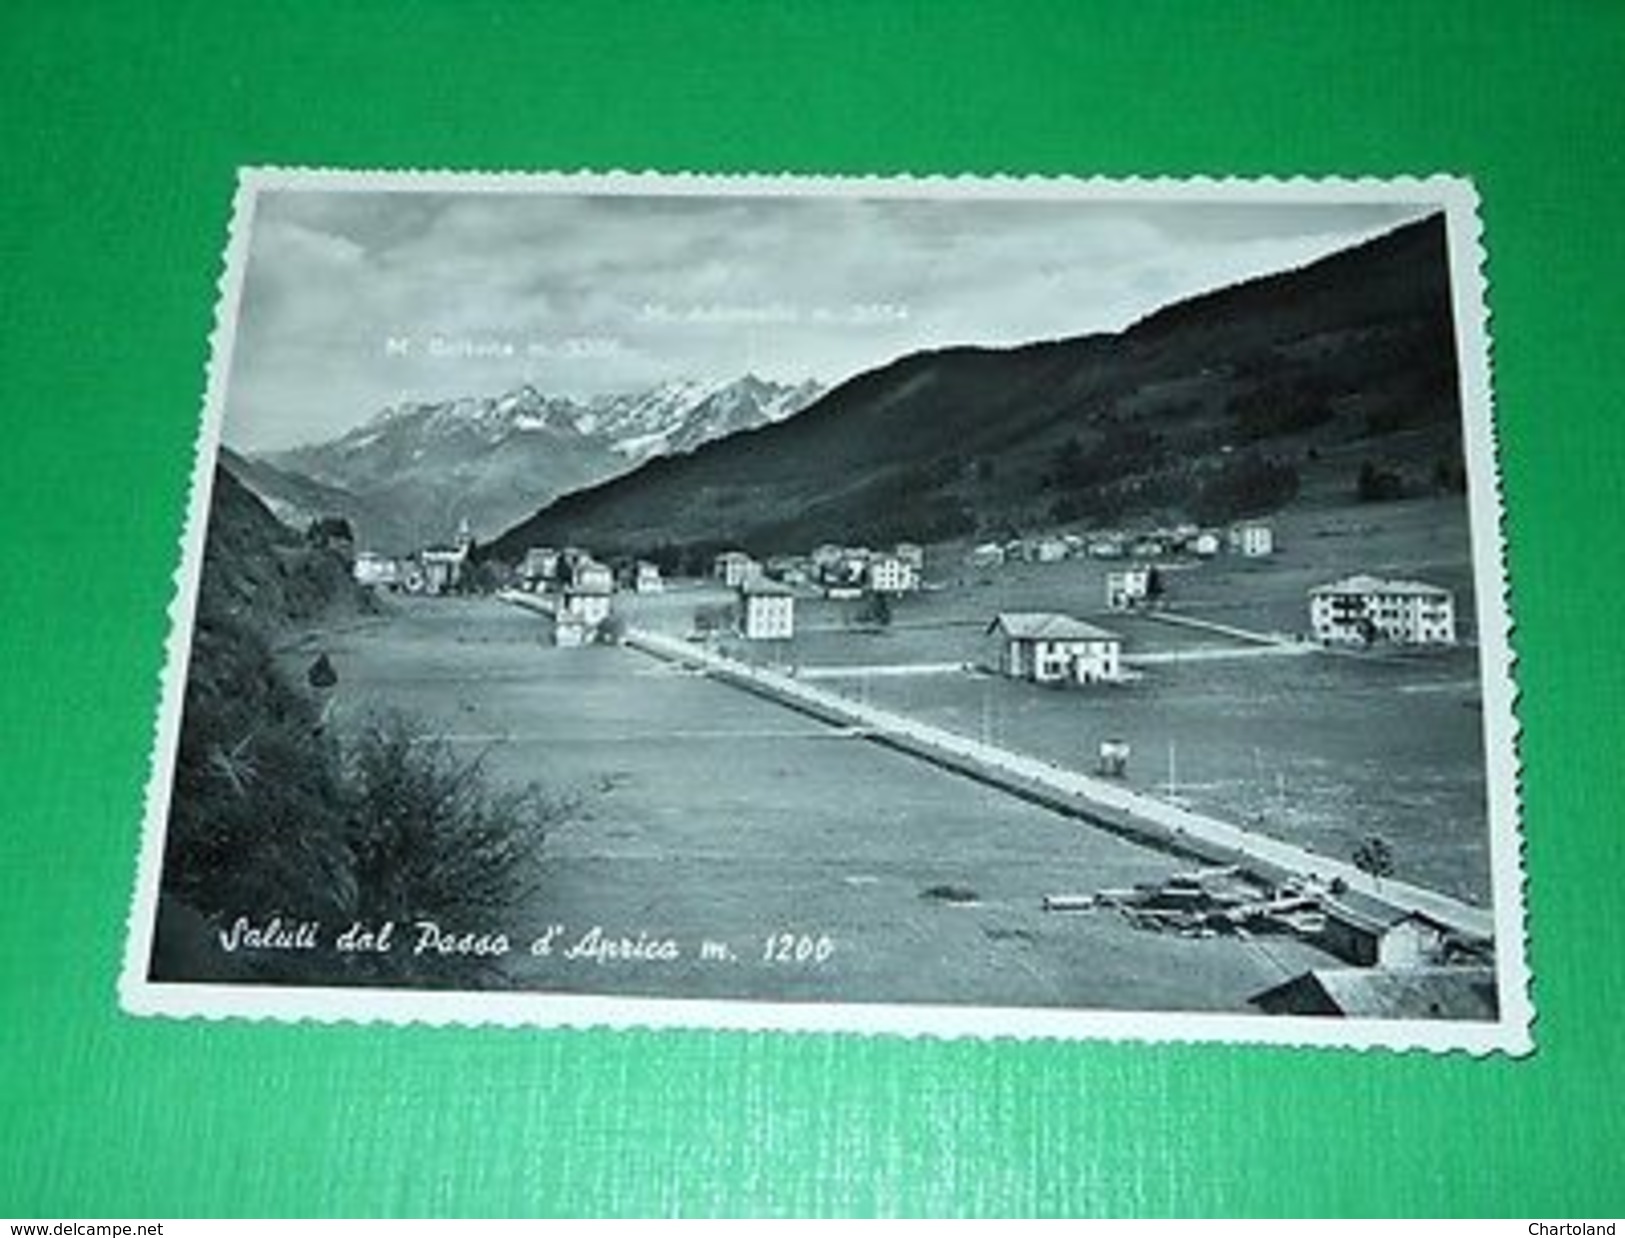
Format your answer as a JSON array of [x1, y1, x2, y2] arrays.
[[291, 596, 1334, 1010]]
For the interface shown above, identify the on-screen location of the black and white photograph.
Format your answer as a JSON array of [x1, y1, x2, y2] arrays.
[[123, 170, 1528, 1051]]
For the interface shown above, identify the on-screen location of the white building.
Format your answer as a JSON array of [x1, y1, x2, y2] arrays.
[[1106, 566, 1153, 611], [1229, 521, 1275, 557], [740, 577, 795, 640], [866, 553, 919, 595], [1033, 536, 1069, 563], [571, 558, 614, 592], [987, 613, 1123, 685], [714, 550, 760, 588], [633, 561, 663, 593], [562, 581, 613, 628], [1308, 574, 1456, 646], [967, 542, 1006, 569], [821, 548, 870, 588], [1316, 892, 1453, 968], [894, 542, 925, 571], [353, 551, 399, 590], [418, 544, 468, 595], [520, 546, 559, 586], [1192, 531, 1222, 558], [552, 610, 591, 648]]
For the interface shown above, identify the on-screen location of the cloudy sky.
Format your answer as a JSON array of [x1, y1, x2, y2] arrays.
[[222, 186, 1430, 452]]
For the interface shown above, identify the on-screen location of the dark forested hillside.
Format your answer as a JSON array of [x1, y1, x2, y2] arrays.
[[487, 214, 1461, 561]]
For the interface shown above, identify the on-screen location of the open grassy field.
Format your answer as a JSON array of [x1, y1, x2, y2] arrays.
[[750, 492, 1494, 904], [1156, 496, 1481, 639], [856, 649, 1490, 905], [463, 491, 1492, 909], [289, 595, 1334, 1011], [929, 494, 1477, 639], [618, 572, 1248, 670]]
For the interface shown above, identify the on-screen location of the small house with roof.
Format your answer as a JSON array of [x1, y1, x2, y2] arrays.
[[740, 577, 796, 640], [552, 610, 592, 648], [967, 542, 1006, 569], [1229, 521, 1274, 557], [562, 580, 613, 628], [520, 546, 560, 587], [867, 553, 918, 595], [894, 542, 925, 571], [418, 543, 468, 595], [1248, 967, 1497, 1021], [714, 550, 760, 588], [353, 551, 400, 590], [1316, 890, 1454, 968], [570, 557, 614, 593], [1106, 565, 1154, 611], [1033, 536, 1069, 563], [987, 613, 1123, 685]]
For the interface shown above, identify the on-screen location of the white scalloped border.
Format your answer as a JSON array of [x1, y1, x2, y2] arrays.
[[120, 168, 1531, 1056]]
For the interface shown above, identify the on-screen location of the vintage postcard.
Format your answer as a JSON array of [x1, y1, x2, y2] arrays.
[[122, 169, 1530, 1053]]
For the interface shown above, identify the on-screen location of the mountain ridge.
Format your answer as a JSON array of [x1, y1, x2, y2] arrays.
[[246, 374, 824, 552], [486, 214, 1462, 564]]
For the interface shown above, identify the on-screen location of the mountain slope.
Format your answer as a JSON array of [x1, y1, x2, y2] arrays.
[[258, 375, 823, 552], [197, 464, 370, 628], [487, 214, 1462, 562], [219, 447, 412, 551]]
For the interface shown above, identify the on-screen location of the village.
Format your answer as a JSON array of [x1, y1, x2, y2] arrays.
[[328, 494, 1494, 1022], [354, 515, 1459, 659]]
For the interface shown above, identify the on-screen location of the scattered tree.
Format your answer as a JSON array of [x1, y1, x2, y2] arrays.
[[857, 590, 893, 628], [1356, 460, 1406, 503], [306, 516, 355, 549], [1433, 455, 1468, 495], [306, 653, 338, 690], [692, 602, 737, 638], [1352, 835, 1396, 885]]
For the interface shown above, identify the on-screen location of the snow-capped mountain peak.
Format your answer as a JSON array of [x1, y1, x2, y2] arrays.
[[257, 375, 825, 551]]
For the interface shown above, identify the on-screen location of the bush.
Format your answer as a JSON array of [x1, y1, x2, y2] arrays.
[[342, 714, 563, 981], [162, 616, 353, 926], [157, 617, 569, 987], [693, 602, 738, 636], [1356, 460, 1406, 503]]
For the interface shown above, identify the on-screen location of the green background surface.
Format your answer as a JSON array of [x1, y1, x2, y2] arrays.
[[2, 2, 1621, 1217]]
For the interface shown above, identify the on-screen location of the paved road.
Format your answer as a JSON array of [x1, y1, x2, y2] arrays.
[[623, 625, 1495, 941], [1137, 609, 1299, 647], [794, 662, 972, 679], [1125, 645, 1315, 666]]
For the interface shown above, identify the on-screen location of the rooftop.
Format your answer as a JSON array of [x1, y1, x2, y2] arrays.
[[989, 612, 1121, 642], [1309, 574, 1452, 598], [740, 578, 795, 597], [1321, 890, 1451, 934], [1251, 967, 1498, 1021]]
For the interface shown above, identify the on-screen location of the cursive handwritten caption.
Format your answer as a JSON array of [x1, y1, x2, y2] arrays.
[[214, 916, 834, 968]]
